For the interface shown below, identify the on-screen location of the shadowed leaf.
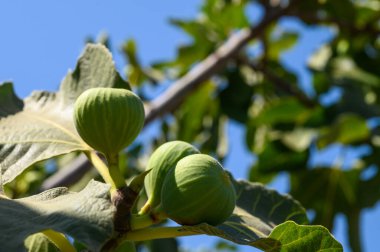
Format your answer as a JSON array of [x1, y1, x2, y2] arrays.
[[0, 180, 114, 252], [177, 180, 341, 250], [317, 114, 369, 148]]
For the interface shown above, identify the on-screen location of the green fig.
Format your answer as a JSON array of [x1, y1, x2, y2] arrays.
[[74, 87, 145, 156], [141, 141, 199, 213], [161, 154, 236, 226]]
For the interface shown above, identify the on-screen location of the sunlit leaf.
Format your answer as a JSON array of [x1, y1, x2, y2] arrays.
[[0, 44, 130, 185], [308, 45, 332, 71], [261, 221, 343, 251], [24, 233, 59, 252], [281, 128, 317, 152]]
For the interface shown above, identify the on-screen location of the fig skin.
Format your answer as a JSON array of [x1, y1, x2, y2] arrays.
[[142, 141, 199, 213], [74, 87, 145, 156], [160, 154, 236, 226]]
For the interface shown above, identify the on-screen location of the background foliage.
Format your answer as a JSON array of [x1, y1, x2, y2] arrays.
[[1, 0, 380, 251]]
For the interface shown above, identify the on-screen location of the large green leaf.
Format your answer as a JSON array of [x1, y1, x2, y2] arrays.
[[261, 221, 343, 251], [290, 168, 361, 229], [179, 180, 342, 250], [0, 44, 130, 185], [0, 180, 114, 251]]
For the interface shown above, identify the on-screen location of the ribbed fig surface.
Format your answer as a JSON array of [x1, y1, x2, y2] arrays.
[[144, 141, 199, 211], [161, 154, 236, 226], [74, 87, 145, 155]]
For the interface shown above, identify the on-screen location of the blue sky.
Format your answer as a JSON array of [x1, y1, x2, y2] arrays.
[[1, 1, 379, 251]]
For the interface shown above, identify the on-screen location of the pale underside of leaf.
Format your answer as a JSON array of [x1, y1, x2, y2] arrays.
[[0, 180, 114, 252], [0, 44, 130, 185], [0, 93, 88, 185]]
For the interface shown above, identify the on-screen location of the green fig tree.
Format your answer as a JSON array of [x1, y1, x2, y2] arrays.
[[0, 44, 342, 252]]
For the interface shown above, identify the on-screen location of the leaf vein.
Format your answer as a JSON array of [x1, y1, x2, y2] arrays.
[[23, 113, 80, 142]]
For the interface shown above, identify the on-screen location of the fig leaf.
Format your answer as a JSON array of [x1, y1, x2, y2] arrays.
[[0, 44, 130, 185], [178, 180, 342, 251], [0, 180, 114, 252]]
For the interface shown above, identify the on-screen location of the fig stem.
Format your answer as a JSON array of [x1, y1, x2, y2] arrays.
[[122, 226, 198, 242], [42, 229, 76, 252], [106, 154, 126, 189], [129, 213, 156, 230], [138, 200, 151, 215], [85, 151, 118, 192], [130, 210, 168, 230]]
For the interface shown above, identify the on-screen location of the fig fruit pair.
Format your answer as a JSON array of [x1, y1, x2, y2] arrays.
[[73, 88, 236, 226], [144, 141, 236, 226]]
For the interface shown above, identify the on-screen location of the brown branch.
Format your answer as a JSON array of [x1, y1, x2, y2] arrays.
[[145, 3, 296, 124], [41, 2, 298, 191], [41, 154, 92, 191]]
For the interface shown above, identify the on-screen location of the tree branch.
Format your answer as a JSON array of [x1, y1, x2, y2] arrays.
[[41, 2, 297, 191], [144, 3, 296, 124]]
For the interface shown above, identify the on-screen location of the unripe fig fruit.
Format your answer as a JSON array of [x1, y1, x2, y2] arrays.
[[161, 154, 236, 226], [74, 88, 145, 156], [143, 141, 199, 212]]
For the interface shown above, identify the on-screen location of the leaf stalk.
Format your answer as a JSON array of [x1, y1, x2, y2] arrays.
[[42, 229, 76, 252], [84, 151, 118, 192], [123, 226, 197, 242], [106, 153, 126, 189]]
